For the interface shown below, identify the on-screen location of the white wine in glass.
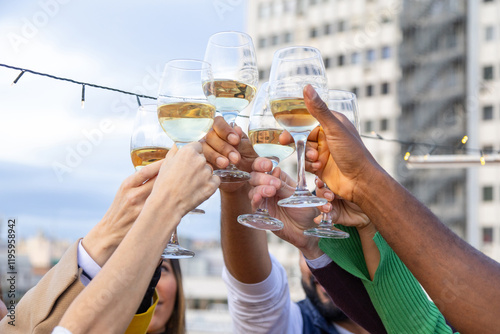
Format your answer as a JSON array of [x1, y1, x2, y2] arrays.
[[130, 104, 172, 171], [237, 82, 294, 230], [204, 31, 258, 182], [268, 46, 329, 208], [157, 59, 216, 259]]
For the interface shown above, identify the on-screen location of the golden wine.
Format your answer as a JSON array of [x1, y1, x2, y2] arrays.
[[270, 98, 319, 133], [248, 128, 295, 162], [131, 147, 169, 169], [158, 102, 215, 143], [204, 79, 256, 112]]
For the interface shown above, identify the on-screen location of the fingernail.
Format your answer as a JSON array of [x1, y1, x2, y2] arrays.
[[325, 192, 334, 201], [270, 178, 281, 188], [304, 85, 318, 100], [216, 157, 227, 168], [264, 186, 274, 196], [228, 152, 238, 164], [228, 133, 239, 145], [324, 203, 332, 211]]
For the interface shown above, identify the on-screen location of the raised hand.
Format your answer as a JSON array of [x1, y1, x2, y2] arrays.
[[280, 85, 381, 204], [148, 142, 220, 220], [201, 116, 259, 192], [248, 157, 323, 259], [82, 160, 163, 266]]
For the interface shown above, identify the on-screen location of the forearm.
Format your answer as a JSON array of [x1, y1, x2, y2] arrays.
[[356, 169, 500, 332], [59, 204, 177, 334], [220, 184, 272, 284], [356, 224, 380, 281]]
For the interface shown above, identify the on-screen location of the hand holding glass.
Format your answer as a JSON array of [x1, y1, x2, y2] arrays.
[[268, 46, 329, 207], [304, 90, 359, 238], [204, 31, 258, 182], [157, 59, 216, 258], [237, 82, 295, 230]]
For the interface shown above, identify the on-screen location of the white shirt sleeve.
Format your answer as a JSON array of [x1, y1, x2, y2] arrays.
[[77, 239, 102, 286], [222, 253, 303, 334], [51, 326, 73, 334], [304, 253, 332, 270]]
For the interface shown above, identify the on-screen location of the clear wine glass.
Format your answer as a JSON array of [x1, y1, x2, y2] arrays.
[[130, 104, 173, 171], [157, 59, 216, 258], [203, 31, 259, 183], [304, 90, 359, 238], [237, 82, 295, 230], [268, 46, 329, 207]]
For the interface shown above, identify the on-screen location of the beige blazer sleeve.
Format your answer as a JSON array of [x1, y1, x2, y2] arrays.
[[0, 239, 85, 334]]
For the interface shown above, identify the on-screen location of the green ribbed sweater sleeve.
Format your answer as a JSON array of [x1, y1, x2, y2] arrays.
[[319, 226, 458, 334]]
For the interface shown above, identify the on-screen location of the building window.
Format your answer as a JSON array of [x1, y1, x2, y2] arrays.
[[364, 120, 373, 132], [324, 24, 333, 35], [483, 186, 494, 201], [366, 84, 374, 97], [485, 26, 495, 41], [381, 82, 390, 95], [283, 32, 292, 43], [338, 20, 346, 32], [310, 27, 318, 38], [380, 118, 389, 131], [366, 49, 376, 63], [337, 55, 345, 67], [381, 46, 391, 59], [482, 227, 494, 244], [484, 0, 494, 3], [483, 145, 494, 154], [483, 66, 494, 81], [258, 37, 267, 49], [351, 52, 361, 64], [351, 87, 358, 97], [324, 57, 332, 69], [483, 105, 494, 120]]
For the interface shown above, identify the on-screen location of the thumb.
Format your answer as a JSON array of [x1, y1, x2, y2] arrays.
[[303, 85, 341, 136]]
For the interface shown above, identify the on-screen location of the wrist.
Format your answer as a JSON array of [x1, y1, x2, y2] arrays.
[[82, 226, 118, 267], [299, 239, 324, 260]]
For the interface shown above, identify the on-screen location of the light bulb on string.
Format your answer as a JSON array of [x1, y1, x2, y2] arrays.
[[11, 70, 25, 86], [81, 84, 85, 109], [404, 145, 414, 161], [480, 151, 486, 166]]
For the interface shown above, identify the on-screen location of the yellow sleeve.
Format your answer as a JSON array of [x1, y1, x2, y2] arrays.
[[124, 290, 158, 334]]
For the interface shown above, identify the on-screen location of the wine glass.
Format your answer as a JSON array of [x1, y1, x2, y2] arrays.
[[268, 46, 328, 207], [237, 82, 295, 230], [304, 90, 359, 238], [204, 31, 259, 183], [157, 59, 216, 258], [130, 104, 173, 171]]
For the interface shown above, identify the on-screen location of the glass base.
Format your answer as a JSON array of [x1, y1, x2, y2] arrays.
[[189, 208, 205, 215], [277, 190, 328, 208], [304, 226, 350, 239], [161, 244, 195, 259], [237, 213, 284, 231], [214, 168, 251, 183]]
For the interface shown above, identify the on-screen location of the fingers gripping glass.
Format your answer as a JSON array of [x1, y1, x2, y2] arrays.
[[268, 46, 328, 208], [157, 59, 216, 258], [204, 31, 259, 183], [237, 83, 295, 230], [304, 90, 359, 238]]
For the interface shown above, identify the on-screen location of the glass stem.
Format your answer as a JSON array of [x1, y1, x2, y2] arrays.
[[318, 211, 333, 229], [222, 111, 238, 170], [292, 132, 310, 192], [256, 160, 279, 215], [168, 229, 180, 246]]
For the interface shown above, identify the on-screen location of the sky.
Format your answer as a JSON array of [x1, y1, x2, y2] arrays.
[[0, 0, 248, 242]]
